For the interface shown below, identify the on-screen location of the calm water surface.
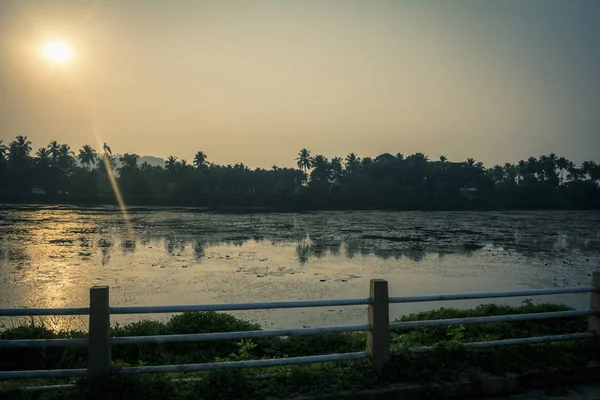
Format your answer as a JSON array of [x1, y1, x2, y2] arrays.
[[1, 206, 599, 329]]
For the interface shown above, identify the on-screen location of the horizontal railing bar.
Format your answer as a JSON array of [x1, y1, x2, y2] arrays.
[[4, 333, 593, 383], [0, 338, 88, 349], [111, 324, 370, 345], [20, 384, 77, 392], [389, 286, 597, 304], [1, 286, 593, 317], [170, 373, 280, 383], [462, 332, 596, 348], [398, 332, 597, 354], [110, 298, 370, 314], [117, 352, 369, 375], [390, 309, 592, 330], [0, 308, 89, 316], [0, 369, 87, 380]]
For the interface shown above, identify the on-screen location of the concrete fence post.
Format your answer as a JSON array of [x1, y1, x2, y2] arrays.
[[367, 279, 390, 373], [89, 286, 111, 392], [589, 272, 600, 337]]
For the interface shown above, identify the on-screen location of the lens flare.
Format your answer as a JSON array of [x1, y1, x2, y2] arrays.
[[100, 152, 134, 240]]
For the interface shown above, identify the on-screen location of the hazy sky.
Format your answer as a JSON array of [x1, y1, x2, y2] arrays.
[[1, 0, 599, 168]]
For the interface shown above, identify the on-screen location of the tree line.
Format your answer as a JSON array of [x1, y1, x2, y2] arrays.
[[0, 135, 598, 209]]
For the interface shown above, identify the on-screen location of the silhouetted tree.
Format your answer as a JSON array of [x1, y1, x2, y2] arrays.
[[7, 136, 32, 164], [0, 135, 598, 209], [57, 144, 75, 172], [47, 141, 60, 163], [35, 148, 51, 168], [0, 140, 7, 161], [344, 153, 361, 176], [296, 149, 314, 172], [193, 151, 208, 169], [78, 145, 98, 171], [556, 157, 570, 183]]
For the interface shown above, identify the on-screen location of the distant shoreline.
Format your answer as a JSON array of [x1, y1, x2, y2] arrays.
[[1, 195, 597, 212]]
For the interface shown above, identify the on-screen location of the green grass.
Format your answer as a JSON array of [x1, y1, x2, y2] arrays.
[[1, 301, 598, 399]]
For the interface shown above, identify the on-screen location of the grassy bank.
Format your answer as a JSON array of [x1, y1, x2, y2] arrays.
[[1, 301, 598, 399]]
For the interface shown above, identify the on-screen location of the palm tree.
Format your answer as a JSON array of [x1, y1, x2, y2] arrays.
[[0, 140, 7, 170], [361, 157, 373, 169], [466, 158, 476, 167], [526, 157, 538, 176], [329, 157, 343, 187], [119, 153, 140, 174], [96, 154, 116, 176], [193, 151, 208, 169], [582, 161, 598, 180], [344, 153, 361, 175], [296, 149, 314, 172], [308, 155, 331, 194], [35, 148, 51, 167], [517, 160, 527, 183], [537, 154, 558, 183], [567, 164, 582, 182], [412, 153, 429, 163], [490, 165, 505, 184], [0, 140, 6, 160], [439, 155, 447, 163], [555, 157, 567, 183], [591, 164, 600, 183], [312, 154, 328, 168], [97, 142, 115, 178], [47, 141, 60, 163], [117, 154, 140, 193], [165, 156, 178, 173], [78, 145, 98, 171], [17, 135, 31, 153], [374, 153, 396, 164], [7, 135, 32, 163], [311, 155, 331, 182], [503, 163, 517, 183], [546, 153, 558, 171], [57, 144, 75, 172]]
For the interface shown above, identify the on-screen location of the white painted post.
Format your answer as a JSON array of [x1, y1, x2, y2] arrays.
[[89, 286, 111, 392], [367, 279, 390, 373], [589, 272, 600, 337]]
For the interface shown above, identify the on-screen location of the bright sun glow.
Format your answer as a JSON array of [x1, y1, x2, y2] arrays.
[[42, 41, 74, 64]]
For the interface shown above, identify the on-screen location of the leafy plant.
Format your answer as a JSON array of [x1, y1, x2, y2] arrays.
[[1, 302, 597, 399]]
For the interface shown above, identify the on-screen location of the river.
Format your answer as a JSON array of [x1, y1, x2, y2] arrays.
[[1, 206, 599, 330]]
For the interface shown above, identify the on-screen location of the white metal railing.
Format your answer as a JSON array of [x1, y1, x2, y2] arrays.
[[389, 309, 594, 329], [110, 324, 371, 345], [0, 307, 89, 316], [110, 298, 371, 314], [389, 285, 597, 303], [117, 352, 371, 375], [406, 332, 597, 353], [1, 273, 599, 394], [0, 338, 88, 349]]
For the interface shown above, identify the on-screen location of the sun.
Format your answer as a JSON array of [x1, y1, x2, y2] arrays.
[[42, 41, 74, 65]]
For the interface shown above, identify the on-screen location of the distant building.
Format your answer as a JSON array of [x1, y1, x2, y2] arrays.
[[30, 185, 46, 195], [459, 187, 477, 199]]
